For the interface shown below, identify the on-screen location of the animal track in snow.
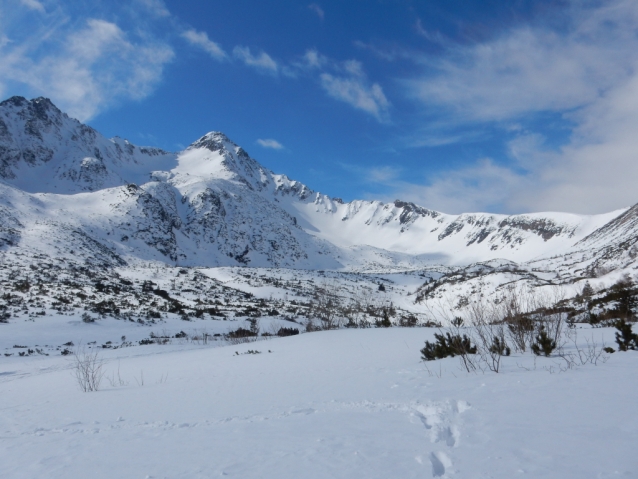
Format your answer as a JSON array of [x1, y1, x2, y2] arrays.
[[410, 400, 470, 477], [412, 400, 468, 447], [430, 451, 452, 477]]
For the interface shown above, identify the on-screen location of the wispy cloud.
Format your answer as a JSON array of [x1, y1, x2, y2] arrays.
[[257, 138, 284, 150], [339, 162, 402, 185], [308, 4, 324, 20], [388, 159, 524, 214], [396, 0, 638, 214], [297, 49, 327, 70], [409, 4, 638, 123], [414, 19, 446, 45], [20, 0, 45, 13], [137, 0, 170, 18], [233, 46, 278, 74], [181, 29, 226, 60], [320, 72, 390, 122], [365, 165, 401, 183], [0, 17, 174, 121]]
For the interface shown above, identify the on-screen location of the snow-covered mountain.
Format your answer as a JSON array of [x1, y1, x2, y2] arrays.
[[0, 96, 634, 274]]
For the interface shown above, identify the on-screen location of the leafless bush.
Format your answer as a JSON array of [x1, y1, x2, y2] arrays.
[[73, 347, 105, 392], [497, 284, 536, 352], [309, 280, 344, 330], [556, 329, 610, 369], [495, 284, 567, 353], [106, 361, 129, 387], [467, 299, 509, 373]]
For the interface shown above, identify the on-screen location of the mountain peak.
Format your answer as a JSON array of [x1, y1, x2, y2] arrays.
[[188, 131, 235, 152], [0, 96, 29, 108], [0, 96, 62, 118]]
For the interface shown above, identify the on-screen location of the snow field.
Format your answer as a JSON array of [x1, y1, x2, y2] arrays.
[[1, 327, 636, 478]]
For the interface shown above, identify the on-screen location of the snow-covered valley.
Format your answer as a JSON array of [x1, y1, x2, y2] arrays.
[[1, 96, 637, 478], [2, 327, 636, 479]]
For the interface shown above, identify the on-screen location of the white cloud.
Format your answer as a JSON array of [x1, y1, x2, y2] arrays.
[[339, 162, 402, 184], [257, 138, 284, 150], [365, 166, 401, 183], [287, 48, 391, 120], [415, 19, 446, 45], [320, 73, 389, 121], [308, 4, 324, 20], [0, 18, 174, 121], [342, 59, 364, 77], [181, 29, 226, 61], [20, 0, 45, 13], [410, 3, 638, 123], [399, 0, 638, 214], [398, 79, 638, 214], [300, 49, 326, 70], [233, 46, 278, 74], [388, 159, 525, 214], [137, 0, 170, 17]]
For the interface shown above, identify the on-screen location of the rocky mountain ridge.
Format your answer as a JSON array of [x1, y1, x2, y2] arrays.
[[0, 96, 634, 275]]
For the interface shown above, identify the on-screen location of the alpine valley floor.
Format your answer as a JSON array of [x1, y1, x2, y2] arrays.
[[1, 326, 636, 479]]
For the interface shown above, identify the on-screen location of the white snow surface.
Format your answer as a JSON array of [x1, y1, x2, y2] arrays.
[[1, 327, 635, 479]]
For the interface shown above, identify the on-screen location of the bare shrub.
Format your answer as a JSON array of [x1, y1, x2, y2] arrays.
[[557, 329, 611, 368], [467, 298, 510, 373], [73, 347, 105, 392], [498, 285, 536, 352], [496, 284, 567, 354], [309, 280, 343, 330], [106, 361, 129, 387]]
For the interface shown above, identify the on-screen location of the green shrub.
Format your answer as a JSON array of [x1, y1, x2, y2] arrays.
[[489, 336, 511, 356], [531, 327, 556, 357], [421, 332, 477, 361], [614, 319, 638, 351]]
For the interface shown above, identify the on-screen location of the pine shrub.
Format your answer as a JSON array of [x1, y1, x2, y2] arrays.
[[276, 327, 299, 337], [489, 336, 511, 356], [531, 326, 556, 357], [614, 319, 638, 351], [421, 332, 477, 361]]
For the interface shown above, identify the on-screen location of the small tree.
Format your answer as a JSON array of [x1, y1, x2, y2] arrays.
[[581, 281, 594, 299], [375, 307, 392, 328], [531, 326, 556, 357], [489, 336, 511, 357], [614, 319, 638, 351], [611, 274, 636, 320], [451, 317, 464, 328]]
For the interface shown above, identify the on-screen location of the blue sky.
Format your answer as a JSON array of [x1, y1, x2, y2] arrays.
[[2, 0, 638, 215]]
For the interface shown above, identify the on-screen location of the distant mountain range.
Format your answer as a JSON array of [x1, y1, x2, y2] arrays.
[[1, 96, 636, 277]]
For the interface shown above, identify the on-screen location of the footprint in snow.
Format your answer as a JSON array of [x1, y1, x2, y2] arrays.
[[430, 451, 453, 477], [412, 400, 468, 448]]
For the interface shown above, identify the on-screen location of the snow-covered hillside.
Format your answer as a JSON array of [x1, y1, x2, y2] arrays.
[[0, 96, 634, 274]]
